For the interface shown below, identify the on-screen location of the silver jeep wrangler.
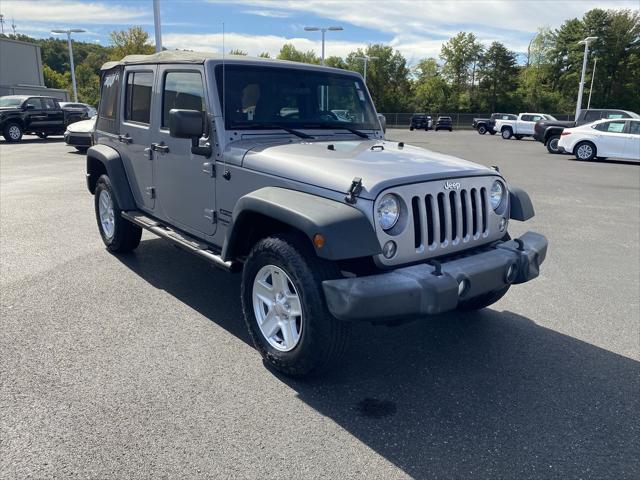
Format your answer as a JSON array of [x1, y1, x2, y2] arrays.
[[87, 51, 548, 376]]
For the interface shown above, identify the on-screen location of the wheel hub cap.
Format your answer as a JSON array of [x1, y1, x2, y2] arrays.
[[9, 126, 20, 139], [578, 145, 592, 159], [98, 190, 115, 240], [252, 265, 303, 352]]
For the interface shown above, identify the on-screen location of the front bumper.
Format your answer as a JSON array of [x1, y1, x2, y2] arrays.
[[323, 232, 548, 321], [64, 132, 92, 147]]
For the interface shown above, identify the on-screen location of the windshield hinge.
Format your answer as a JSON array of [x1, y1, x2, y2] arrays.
[[345, 177, 363, 204], [202, 162, 215, 177]]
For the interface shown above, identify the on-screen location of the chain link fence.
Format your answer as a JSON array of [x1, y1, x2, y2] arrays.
[[379, 113, 575, 129]]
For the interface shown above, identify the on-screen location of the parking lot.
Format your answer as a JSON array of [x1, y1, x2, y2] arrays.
[[1, 130, 638, 478]]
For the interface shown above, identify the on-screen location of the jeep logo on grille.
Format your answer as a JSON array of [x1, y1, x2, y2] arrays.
[[444, 180, 461, 190]]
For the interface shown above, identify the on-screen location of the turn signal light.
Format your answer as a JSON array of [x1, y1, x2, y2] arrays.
[[561, 131, 572, 136], [313, 233, 325, 249]]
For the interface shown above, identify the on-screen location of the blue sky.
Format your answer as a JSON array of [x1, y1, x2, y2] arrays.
[[1, 0, 637, 65]]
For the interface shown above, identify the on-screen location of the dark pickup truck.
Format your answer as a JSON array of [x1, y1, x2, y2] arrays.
[[473, 113, 516, 135], [0, 95, 88, 142], [534, 108, 639, 153]]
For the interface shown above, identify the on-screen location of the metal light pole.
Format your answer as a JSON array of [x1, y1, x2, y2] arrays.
[[587, 57, 598, 110], [51, 28, 86, 102], [575, 36, 597, 119], [354, 55, 379, 84], [153, 0, 162, 53], [304, 26, 343, 65]]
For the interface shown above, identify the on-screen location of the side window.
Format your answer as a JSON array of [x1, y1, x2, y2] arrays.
[[99, 71, 120, 120], [520, 115, 531, 122], [25, 98, 43, 109], [531, 115, 542, 122], [584, 111, 601, 122], [596, 120, 626, 133], [162, 71, 205, 128], [604, 112, 624, 119], [627, 121, 640, 135], [124, 71, 153, 124], [42, 98, 56, 109]]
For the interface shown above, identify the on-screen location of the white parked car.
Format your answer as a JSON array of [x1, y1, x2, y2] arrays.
[[557, 118, 640, 161], [495, 113, 557, 140], [64, 116, 95, 152]]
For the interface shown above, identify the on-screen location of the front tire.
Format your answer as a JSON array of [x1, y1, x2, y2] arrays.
[[515, 135, 523, 140], [478, 125, 487, 135], [3, 122, 23, 142], [501, 128, 512, 139], [574, 141, 596, 161], [241, 233, 348, 377], [546, 135, 561, 154], [94, 175, 142, 252], [36, 132, 48, 139]]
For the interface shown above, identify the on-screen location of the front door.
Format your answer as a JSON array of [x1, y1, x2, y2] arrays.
[[153, 67, 216, 236], [23, 97, 47, 131], [623, 121, 640, 160], [119, 67, 156, 211], [595, 120, 627, 157]]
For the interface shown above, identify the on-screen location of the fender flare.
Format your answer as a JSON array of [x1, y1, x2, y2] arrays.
[[509, 186, 535, 221], [86, 144, 136, 210], [222, 187, 381, 261]]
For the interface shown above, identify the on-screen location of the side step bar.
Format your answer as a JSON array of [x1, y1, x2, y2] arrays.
[[122, 210, 236, 272]]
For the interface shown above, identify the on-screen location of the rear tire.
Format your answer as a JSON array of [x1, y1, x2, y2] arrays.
[[490, 131, 496, 135], [75, 146, 89, 153], [501, 128, 512, 139], [574, 141, 596, 161], [409, 127, 414, 131], [546, 135, 561, 154], [515, 135, 523, 140], [241, 233, 349, 377], [36, 132, 48, 139], [478, 125, 487, 135], [3, 122, 23, 142], [94, 175, 142, 252]]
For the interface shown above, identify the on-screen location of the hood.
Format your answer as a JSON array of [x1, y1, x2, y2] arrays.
[[0, 106, 20, 112], [66, 118, 96, 133], [234, 138, 494, 200]]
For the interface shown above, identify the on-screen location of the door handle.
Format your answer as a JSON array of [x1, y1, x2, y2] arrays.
[[151, 142, 170, 153], [118, 134, 132, 144]]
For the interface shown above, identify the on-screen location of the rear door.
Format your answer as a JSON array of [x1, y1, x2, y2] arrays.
[[153, 67, 216, 236], [41, 98, 64, 132], [119, 67, 156, 211], [520, 114, 542, 135], [594, 120, 627, 157], [623, 121, 640, 160]]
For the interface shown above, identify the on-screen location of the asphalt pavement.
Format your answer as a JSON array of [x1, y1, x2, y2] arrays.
[[1, 131, 638, 479]]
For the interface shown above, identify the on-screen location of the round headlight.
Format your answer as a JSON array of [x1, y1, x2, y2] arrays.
[[377, 194, 400, 230], [490, 180, 504, 210]]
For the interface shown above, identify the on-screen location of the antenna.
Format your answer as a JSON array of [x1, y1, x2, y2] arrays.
[[221, 22, 230, 180], [11, 17, 17, 36]]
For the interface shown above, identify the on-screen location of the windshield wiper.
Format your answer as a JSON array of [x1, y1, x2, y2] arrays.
[[228, 123, 314, 139]]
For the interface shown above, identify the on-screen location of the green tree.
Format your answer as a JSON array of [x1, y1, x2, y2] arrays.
[[43, 64, 70, 92], [439, 32, 483, 109], [345, 44, 411, 112], [109, 26, 154, 59], [229, 49, 248, 56], [277, 44, 319, 64], [477, 42, 519, 112], [324, 56, 345, 69], [258, 52, 271, 58]]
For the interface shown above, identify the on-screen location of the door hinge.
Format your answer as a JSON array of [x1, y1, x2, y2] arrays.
[[204, 208, 217, 223], [144, 147, 153, 160], [146, 187, 156, 199], [202, 162, 215, 177]]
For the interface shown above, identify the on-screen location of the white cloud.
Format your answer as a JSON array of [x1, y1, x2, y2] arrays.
[[163, 32, 368, 59], [210, 0, 639, 35], [0, 0, 150, 25], [243, 9, 293, 18]]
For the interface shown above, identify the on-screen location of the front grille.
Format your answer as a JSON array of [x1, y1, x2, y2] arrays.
[[411, 188, 488, 251]]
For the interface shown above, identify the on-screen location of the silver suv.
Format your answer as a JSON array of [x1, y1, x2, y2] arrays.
[[87, 51, 548, 377]]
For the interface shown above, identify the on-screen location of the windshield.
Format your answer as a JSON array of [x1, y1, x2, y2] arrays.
[[0, 96, 26, 107], [215, 65, 378, 130]]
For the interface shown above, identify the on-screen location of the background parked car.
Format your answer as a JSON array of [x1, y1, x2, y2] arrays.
[[534, 109, 639, 153], [495, 113, 556, 140], [473, 113, 516, 135], [409, 113, 432, 131], [435, 116, 453, 131], [0, 95, 87, 142], [64, 116, 95, 152], [59, 102, 97, 118], [557, 118, 640, 161]]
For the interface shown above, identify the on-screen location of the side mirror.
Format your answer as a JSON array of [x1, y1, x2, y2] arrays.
[[169, 109, 204, 138], [169, 109, 211, 157]]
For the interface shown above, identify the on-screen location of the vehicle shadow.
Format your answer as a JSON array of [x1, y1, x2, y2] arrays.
[[117, 238, 639, 479]]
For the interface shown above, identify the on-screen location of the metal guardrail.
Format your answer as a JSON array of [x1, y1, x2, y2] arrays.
[[380, 113, 575, 129]]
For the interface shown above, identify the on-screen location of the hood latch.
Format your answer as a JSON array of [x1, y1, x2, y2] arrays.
[[345, 177, 363, 204]]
